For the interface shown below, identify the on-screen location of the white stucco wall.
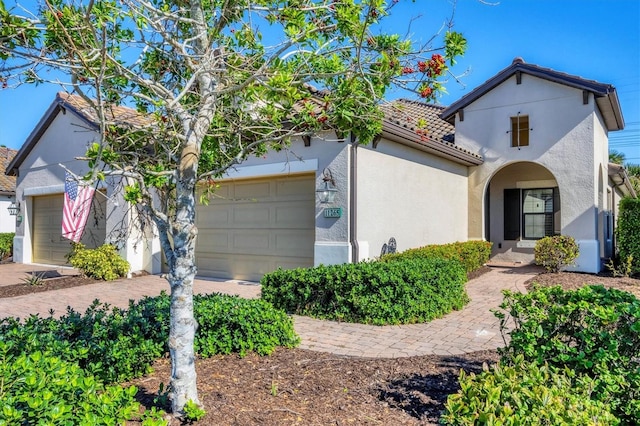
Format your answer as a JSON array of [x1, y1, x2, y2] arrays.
[[0, 195, 16, 233], [356, 139, 469, 260], [455, 73, 607, 272]]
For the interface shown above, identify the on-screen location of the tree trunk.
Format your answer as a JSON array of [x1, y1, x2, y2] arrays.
[[167, 151, 201, 414]]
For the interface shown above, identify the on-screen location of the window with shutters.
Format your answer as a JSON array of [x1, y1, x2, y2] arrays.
[[504, 187, 559, 240]]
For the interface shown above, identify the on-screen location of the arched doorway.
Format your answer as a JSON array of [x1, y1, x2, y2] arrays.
[[484, 162, 560, 264]]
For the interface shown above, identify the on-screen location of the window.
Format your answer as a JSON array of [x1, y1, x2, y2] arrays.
[[504, 187, 559, 240], [510, 115, 529, 148]]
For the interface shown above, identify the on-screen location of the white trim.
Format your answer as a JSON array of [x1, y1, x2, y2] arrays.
[[23, 184, 65, 196], [222, 159, 318, 181]]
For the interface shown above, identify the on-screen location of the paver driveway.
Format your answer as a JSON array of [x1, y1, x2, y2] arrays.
[[0, 263, 540, 357]]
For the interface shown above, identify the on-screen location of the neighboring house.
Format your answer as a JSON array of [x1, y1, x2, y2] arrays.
[[0, 146, 18, 233], [5, 58, 635, 278]]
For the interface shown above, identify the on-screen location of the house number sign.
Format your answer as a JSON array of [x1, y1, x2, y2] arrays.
[[323, 207, 342, 218]]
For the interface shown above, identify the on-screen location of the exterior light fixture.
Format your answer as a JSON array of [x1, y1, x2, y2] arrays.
[[7, 201, 19, 216], [316, 168, 338, 204]]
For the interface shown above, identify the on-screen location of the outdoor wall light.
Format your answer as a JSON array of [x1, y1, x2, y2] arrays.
[[7, 201, 19, 216], [316, 168, 338, 204]]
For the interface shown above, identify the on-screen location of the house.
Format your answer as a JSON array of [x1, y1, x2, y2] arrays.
[[440, 57, 634, 273], [1, 146, 18, 234], [5, 58, 635, 279]]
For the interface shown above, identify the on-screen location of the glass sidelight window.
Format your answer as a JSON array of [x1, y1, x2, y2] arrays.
[[504, 187, 559, 240]]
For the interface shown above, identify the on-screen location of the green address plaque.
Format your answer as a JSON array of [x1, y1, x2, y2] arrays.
[[323, 207, 342, 218]]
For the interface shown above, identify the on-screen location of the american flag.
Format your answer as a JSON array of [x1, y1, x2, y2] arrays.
[[62, 172, 95, 242]]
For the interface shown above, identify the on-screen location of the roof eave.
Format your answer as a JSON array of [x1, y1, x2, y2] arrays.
[[381, 120, 483, 166], [5, 94, 98, 176], [441, 62, 622, 128]]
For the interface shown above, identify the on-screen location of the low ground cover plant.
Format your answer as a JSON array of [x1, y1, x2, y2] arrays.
[[0, 293, 298, 424], [443, 284, 640, 424], [441, 355, 619, 425], [381, 240, 492, 273], [262, 256, 468, 325]]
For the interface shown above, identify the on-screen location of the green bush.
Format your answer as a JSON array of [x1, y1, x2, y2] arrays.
[[194, 294, 299, 357], [534, 235, 579, 272], [0, 292, 298, 384], [0, 351, 141, 425], [441, 356, 618, 425], [381, 240, 492, 273], [0, 232, 14, 260], [496, 285, 640, 422], [261, 257, 468, 325], [68, 243, 130, 280], [616, 197, 640, 274]]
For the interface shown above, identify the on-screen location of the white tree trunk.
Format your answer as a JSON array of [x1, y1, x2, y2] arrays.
[[167, 153, 201, 414]]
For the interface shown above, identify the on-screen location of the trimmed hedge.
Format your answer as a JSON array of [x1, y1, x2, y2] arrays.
[[261, 257, 468, 325], [381, 240, 492, 273], [616, 197, 640, 274], [496, 285, 640, 423], [0, 232, 13, 260], [67, 243, 130, 281]]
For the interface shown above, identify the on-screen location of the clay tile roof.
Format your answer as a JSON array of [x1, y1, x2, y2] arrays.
[[57, 92, 151, 128], [0, 146, 17, 193], [380, 99, 483, 165]]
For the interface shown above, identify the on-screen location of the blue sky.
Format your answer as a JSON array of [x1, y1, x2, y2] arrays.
[[1, 0, 639, 162]]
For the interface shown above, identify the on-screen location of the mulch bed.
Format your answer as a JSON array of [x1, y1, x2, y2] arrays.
[[4, 263, 639, 424]]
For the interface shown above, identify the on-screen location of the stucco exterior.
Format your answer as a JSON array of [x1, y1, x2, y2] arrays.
[[356, 138, 468, 259], [6, 59, 632, 278]]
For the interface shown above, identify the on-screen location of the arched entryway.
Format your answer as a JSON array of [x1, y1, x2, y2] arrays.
[[484, 161, 560, 264]]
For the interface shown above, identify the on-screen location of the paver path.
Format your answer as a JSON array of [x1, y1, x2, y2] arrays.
[[0, 263, 539, 358]]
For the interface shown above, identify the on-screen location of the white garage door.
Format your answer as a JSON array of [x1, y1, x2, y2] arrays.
[[195, 174, 315, 282], [32, 193, 106, 265]]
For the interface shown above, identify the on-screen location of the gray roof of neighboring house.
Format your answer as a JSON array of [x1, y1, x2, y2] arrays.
[[441, 58, 624, 131], [0, 147, 17, 194], [380, 99, 484, 166]]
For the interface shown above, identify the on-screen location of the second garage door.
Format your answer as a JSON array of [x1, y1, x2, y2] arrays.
[[32, 193, 107, 265], [195, 174, 315, 282]]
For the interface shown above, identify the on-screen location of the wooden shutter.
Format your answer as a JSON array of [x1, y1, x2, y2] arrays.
[[504, 188, 520, 240]]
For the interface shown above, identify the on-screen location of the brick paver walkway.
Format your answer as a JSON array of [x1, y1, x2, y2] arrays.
[[0, 263, 539, 358]]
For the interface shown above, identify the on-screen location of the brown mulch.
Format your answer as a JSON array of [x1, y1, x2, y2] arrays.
[[4, 264, 639, 425], [524, 270, 640, 298], [0, 274, 100, 298]]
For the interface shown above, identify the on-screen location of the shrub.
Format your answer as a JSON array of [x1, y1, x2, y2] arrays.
[[616, 197, 640, 274], [534, 235, 579, 272], [381, 240, 492, 273], [441, 356, 618, 425], [496, 285, 640, 422], [0, 232, 14, 260], [0, 292, 298, 384], [261, 257, 468, 325], [194, 293, 299, 357], [68, 242, 130, 280], [0, 351, 140, 425]]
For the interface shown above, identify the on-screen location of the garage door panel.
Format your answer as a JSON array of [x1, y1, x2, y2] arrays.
[[275, 205, 314, 228], [195, 174, 314, 280], [233, 205, 271, 225], [234, 181, 271, 199], [276, 178, 314, 198]]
